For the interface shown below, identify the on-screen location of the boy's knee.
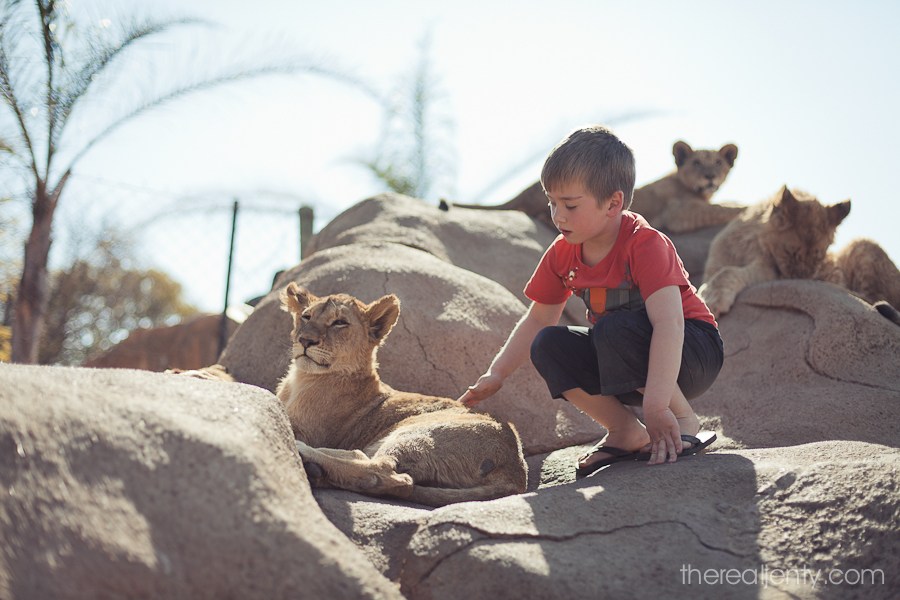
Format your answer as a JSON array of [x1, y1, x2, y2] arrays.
[[590, 312, 649, 355], [530, 326, 564, 366]]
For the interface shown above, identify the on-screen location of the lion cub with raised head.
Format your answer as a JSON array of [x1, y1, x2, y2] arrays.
[[629, 141, 744, 233], [275, 282, 527, 507], [699, 186, 851, 317], [452, 140, 743, 234]]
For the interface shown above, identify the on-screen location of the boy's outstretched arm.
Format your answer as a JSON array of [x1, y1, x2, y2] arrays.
[[642, 285, 686, 465], [458, 300, 566, 407]]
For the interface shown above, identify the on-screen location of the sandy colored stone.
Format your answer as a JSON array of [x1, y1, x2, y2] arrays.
[[314, 441, 899, 600], [305, 192, 588, 324], [694, 280, 900, 449], [84, 313, 239, 372], [0, 364, 402, 600]]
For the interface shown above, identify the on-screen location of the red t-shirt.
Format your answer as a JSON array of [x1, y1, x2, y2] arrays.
[[524, 211, 717, 326]]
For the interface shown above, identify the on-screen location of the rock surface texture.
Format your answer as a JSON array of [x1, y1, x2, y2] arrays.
[[0, 365, 402, 600], [3, 192, 897, 598]]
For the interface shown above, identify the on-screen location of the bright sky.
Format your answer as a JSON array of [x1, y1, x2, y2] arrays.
[[40, 0, 900, 312]]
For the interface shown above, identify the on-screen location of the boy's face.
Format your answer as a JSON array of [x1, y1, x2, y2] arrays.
[[545, 180, 622, 246]]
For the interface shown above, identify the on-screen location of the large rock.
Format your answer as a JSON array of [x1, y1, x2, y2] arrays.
[[0, 364, 402, 600], [305, 193, 556, 306], [313, 441, 899, 599], [84, 314, 239, 372], [219, 241, 603, 454], [694, 280, 900, 449], [305, 192, 587, 324]]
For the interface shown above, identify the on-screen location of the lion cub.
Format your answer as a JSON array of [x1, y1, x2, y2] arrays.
[[699, 186, 851, 317], [275, 282, 528, 507], [452, 140, 743, 234], [629, 141, 744, 233]]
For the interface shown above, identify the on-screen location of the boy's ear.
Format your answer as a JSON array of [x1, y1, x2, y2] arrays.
[[280, 282, 316, 315], [606, 190, 624, 213], [365, 294, 400, 344]]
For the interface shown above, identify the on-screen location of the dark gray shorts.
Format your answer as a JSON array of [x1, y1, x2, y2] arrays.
[[530, 310, 724, 406]]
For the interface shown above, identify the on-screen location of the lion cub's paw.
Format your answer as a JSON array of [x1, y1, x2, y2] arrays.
[[698, 284, 732, 318], [303, 461, 326, 483]]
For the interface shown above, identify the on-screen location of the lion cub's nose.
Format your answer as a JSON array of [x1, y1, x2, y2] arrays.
[[298, 336, 320, 349]]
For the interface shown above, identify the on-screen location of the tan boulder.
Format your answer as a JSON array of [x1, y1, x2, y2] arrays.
[[694, 280, 900, 449], [84, 313, 239, 372], [305, 192, 555, 306], [219, 241, 602, 454], [0, 363, 402, 600], [313, 441, 898, 599]]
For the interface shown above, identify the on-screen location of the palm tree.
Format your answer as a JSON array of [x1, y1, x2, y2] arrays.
[[0, 0, 373, 363]]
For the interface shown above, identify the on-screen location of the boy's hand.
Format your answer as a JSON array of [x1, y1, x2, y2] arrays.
[[457, 373, 503, 407], [643, 407, 684, 465]]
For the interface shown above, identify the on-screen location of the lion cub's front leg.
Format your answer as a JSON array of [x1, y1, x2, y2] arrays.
[[295, 441, 413, 497], [699, 261, 775, 317]]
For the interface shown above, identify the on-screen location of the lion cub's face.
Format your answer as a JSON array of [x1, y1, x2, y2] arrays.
[[673, 141, 738, 200], [280, 283, 400, 375], [763, 186, 851, 279]]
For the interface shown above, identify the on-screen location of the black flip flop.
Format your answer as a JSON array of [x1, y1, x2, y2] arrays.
[[634, 430, 718, 462], [575, 443, 641, 478]]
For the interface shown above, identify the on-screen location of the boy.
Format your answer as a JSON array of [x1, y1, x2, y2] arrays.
[[458, 125, 724, 476]]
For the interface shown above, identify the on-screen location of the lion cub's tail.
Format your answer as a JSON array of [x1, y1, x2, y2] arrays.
[[407, 479, 522, 507]]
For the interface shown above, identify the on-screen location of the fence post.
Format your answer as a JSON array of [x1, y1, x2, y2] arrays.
[[299, 205, 314, 261], [220, 199, 239, 357]]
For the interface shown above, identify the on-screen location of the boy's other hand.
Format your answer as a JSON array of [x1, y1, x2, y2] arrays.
[[458, 373, 503, 407], [643, 407, 684, 465]]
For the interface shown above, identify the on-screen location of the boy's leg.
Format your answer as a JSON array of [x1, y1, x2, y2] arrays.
[[563, 388, 650, 467], [530, 324, 650, 467]]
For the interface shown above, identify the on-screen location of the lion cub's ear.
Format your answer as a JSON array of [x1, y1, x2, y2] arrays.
[[673, 140, 693, 167], [280, 282, 317, 315], [718, 143, 738, 167], [829, 199, 851, 226], [365, 294, 401, 344]]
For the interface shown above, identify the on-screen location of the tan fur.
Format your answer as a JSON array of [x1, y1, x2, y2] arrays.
[[815, 238, 900, 316], [452, 140, 742, 233], [629, 141, 743, 233], [275, 283, 527, 507], [698, 186, 851, 317]]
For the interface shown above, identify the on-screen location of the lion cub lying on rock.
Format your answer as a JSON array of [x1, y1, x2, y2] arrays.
[[276, 283, 528, 507], [699, 185, 900, 324], [453, 140, 743, 234], [629, 141, 745, 233]]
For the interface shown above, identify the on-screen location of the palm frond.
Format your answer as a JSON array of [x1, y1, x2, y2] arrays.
[[63, 60, 381, 175], [57, 17, 210, 128]]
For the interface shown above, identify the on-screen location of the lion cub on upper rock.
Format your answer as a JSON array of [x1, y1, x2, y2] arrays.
[[276, 282, 528, 507], [699, 185, 900, 324], [629, 141, 744, 233], [453, 140, 743, 234]]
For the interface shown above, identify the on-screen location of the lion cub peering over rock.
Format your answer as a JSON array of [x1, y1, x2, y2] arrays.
[[699, 186, 850, 317], [452, 140, 743, 234], [698, 185, 891, 319], [629, 141, 744, 233], [276, 282, 528, 507]]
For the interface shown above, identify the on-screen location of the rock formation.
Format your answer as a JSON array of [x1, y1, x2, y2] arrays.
[[3, 192, 898, 598]]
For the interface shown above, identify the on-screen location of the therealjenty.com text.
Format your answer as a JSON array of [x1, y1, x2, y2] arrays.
[[681, 564, 885, 589]]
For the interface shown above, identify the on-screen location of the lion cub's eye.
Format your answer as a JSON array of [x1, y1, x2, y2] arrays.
[[331, 319, 350, 328], [300, 313, 311, 322]]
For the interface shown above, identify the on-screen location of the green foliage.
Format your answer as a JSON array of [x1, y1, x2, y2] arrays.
[[38, 240, 198, 366], [360, 32, 455, 201]]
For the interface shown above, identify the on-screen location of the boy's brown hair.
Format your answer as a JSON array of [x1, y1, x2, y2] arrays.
[[541, 125, 636, 209]]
